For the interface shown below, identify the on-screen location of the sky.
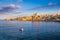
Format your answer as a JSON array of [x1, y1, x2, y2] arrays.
[[0, 0, 60, 19]]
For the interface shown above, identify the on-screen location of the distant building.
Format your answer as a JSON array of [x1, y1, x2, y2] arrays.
[[32, 13, 40, 21], [5, 12, 60, 22]]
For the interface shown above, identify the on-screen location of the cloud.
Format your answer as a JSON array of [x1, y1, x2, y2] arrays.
[[48, 2, 54, 6], [17, 0, 23, 2], [0, 4, 21, 13], [26, 3, 59, 11]]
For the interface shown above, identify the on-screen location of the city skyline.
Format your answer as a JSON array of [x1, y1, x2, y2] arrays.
[[0, 0, 60, 19]]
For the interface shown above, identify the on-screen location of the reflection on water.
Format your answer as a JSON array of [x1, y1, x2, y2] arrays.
[[0, 21, 60, 40]]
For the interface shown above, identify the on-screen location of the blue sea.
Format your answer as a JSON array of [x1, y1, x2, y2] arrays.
[[0, 20, 60, 40]]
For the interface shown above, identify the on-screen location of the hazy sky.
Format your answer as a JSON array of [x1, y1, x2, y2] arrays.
[[0, 0, 60, 19]]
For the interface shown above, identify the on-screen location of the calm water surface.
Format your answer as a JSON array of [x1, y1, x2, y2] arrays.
[[0, 20, 60, 40]]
